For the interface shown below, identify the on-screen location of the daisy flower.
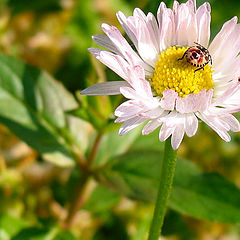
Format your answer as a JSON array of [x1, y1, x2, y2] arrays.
[[81, 0, 240, 149]]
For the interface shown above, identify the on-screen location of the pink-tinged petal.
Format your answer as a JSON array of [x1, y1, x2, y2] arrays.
[[213, 56, 240, 85], [120, 86, 138, 100], [220, 114, 240, 132], [147, 13, 160, 51], [171, 124, 185, 150], [116, 11, 138, 47], [173, 1, 179, 14], [176, 89, 213, 113], [196, 2, 211, 47], [184, 113, 198, 137], [175, 3, 197, 46], [160, 89, 178, 110], [206, 105, 240, 116], [157, 2, 167, 32], [213, 24, 240, 71], [114, 100, 143, 117], [115, 116, 135, 123], [159, 123, 175, 141], [159, 8, 175, 51], [139, 108, 165, 119], [209, 17, 238, 62], [81, 81, 129, 95], [142, 119, 162, 135], [186, 12, 198, 45], [126, 65, 153, 98], [196, 113, 231, 142], [119, 117, 146, 136], [133, 8, 146, 20], [213, 81, 239, 106], [92, 35, 120, 54], [101, 23, 152, 71], [88, 48, 129, 80], [136, 20, 159, 67], [186, 0, 196, 12]]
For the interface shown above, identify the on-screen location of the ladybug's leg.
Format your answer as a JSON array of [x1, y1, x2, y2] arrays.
[[209, 55, 212, 65], [194, 66, 204, 72], [178, 51, 187, 61]]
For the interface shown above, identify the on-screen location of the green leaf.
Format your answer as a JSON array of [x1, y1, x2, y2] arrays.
[[94, 127, 142, 166], [0, 52, 78, 167], [93, 214, 130, 240], [161, 210, 195, 239], [0, 214, 27, 238], [52, 230, 77, 240], [97, 151, 240, 223], [11, 227, 49, 240], [83, 185, 120, 213], [130, 130, 164, 152], [68, 106, 107, 131], [7, 0, 62, 14]]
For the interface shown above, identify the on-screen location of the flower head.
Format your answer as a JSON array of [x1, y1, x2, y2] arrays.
[[81, 0, 240, 149]]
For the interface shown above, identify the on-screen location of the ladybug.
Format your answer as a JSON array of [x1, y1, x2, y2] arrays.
[[178, 42, 212, 72]]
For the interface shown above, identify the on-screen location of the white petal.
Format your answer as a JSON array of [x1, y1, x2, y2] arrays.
[[186, 0, 196, 12], [114, 100, 143, 117], [119, 117, 146, 136], [196, 2, 211, 47], [139, 108, 165, 119], [136, 20, 159, 67], [147, 12, 160, 52], [176, 3, 197, 46], [209, 17, 238, 62], [184, 113, 198, 137], [160, 89, 178, 110], [116, 11, 138, 47], [157, 2, 167, 34], [159, 8, 175, 51], [159, 123, 175, 141], [120, 86, 138, 99], [81, 81, 129, 95], [213, 81, 239, 106], [92, 34, 120, 54], [142, 119, 162, 135], [176, 89, 213, 113], [101, 23, 153, 73], [126, 66, 153, 98], [213, 24, 240, 71], [171, 124, 185, 150], [196, 113, 231, 142], [220, 114, 240, 132], [88, 48, 129, 80]]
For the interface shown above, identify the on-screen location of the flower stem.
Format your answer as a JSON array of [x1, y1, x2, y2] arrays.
[[63, 172, 89, 228], [88, 132, 103, 168], [63, 132, 103, 229], [148, 138, 177, 240]]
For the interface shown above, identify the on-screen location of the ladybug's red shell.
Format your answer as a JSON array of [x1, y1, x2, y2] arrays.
[[179, 42, 212, 71], [185, 47, 207, 67]]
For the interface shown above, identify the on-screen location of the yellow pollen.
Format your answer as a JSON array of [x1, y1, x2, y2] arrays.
[[150, 46, 213, 98]]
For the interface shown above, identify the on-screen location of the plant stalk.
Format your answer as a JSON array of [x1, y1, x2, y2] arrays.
[[64, 172, 89, 228], [64, 132, 103, 228], [148, 138, 177, 240]]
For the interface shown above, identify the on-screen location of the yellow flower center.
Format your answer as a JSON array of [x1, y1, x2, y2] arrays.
[[150, 46, 213, 97]]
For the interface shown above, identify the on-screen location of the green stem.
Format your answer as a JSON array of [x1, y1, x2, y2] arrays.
[[148, 138, 177, 240], [63, 132, 103, 229], [64, 172, 89, 229]]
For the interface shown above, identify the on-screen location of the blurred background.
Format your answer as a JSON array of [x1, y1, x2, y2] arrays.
[[1, 0, 240, 239]]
